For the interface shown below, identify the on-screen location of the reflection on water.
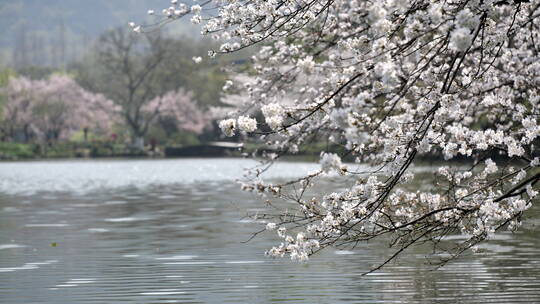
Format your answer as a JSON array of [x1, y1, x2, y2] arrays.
[[0, 159, 539, 303]]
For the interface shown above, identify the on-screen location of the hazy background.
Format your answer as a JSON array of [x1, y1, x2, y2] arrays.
[[0, 0, 256, 159], [0, 0, 198, 67]]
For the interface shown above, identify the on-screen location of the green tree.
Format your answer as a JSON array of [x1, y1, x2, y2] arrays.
[[0, 67, 17, 140]]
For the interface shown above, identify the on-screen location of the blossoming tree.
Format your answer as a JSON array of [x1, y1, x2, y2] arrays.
[[1, 75, 117, 143], [140, 0, 540, 270], [1, 76, 35, 141], [143, 88, 209, 135]]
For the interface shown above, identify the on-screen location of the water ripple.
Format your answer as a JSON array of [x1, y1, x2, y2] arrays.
[[0, 159, 539, 303]]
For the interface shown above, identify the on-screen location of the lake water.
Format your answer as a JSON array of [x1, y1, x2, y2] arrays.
[[1, 158, 539, 303]]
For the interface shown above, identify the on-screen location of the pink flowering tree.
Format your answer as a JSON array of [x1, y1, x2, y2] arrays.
[[1, 75, 118, 143], [140, 1, 540, 270], [1, 77, 35, 141], [143, 88, 209, 137]]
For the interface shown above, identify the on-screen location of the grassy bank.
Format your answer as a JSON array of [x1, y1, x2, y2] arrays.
[[0, 141, 144, 160]]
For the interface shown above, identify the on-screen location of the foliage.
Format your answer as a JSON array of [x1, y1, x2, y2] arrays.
[[150, 37, 229, 108], [0, 68, 16, 121], [0, 140, 149, 160], [0, 142, 35, 159], [148, 127, 201, 147], [16, 66, 57, 80], [0, 68, 15, 86], [147, 0, 540, 270]]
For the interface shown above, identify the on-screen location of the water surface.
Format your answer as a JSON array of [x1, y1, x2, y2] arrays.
[[1, 158, 539, 303]]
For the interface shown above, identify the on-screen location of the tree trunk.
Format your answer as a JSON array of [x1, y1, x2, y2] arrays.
[[132, 136, 144, 151]]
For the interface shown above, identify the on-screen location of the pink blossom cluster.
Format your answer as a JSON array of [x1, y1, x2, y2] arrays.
[[143, 88, 208, 135], [1, 75, 118, 142]]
